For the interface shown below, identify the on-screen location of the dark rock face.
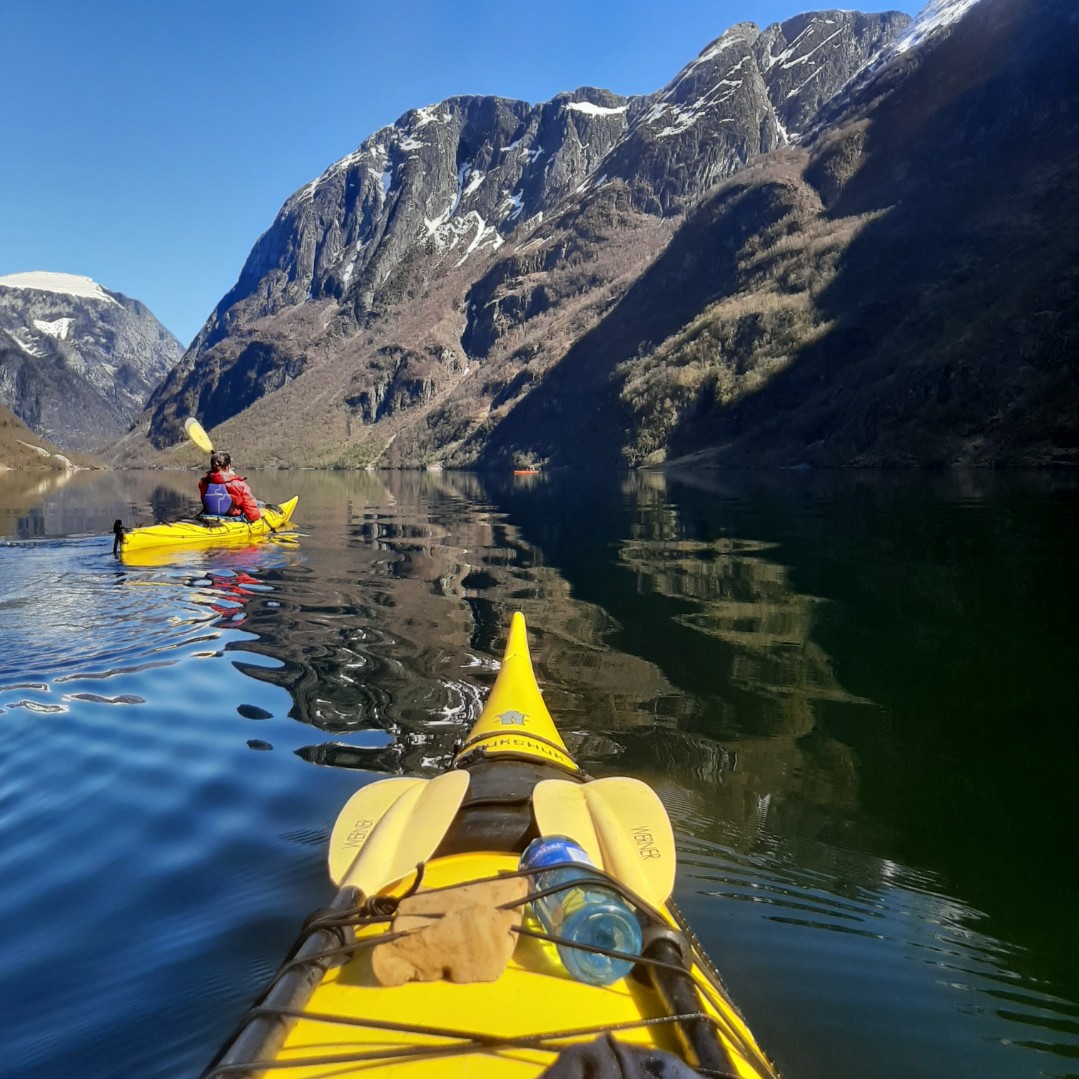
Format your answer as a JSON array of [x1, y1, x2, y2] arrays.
[[758, 0, 1079, 468], [183, 91, 631, 350], [755, 11, 911, 138], [344, 346, 465, 425], [486, 0, 1079, 469], [0, 274, 181, 453], [143, 10, 905, 456]]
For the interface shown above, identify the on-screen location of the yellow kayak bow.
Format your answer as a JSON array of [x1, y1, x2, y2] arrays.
[[204, 612, 779, 1079]]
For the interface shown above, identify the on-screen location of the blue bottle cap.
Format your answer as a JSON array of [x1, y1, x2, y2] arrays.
[[521, 835, 595, 871]]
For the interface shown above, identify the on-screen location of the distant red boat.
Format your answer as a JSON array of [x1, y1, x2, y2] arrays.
[[513, 469, 540, 475]]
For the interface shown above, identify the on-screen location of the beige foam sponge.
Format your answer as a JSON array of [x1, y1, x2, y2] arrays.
[[372, 876, 528, 986]]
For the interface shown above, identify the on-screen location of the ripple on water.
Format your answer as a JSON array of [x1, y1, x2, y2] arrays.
[[674, 830, 1079, 1078], [0, 538, 332, 1076]]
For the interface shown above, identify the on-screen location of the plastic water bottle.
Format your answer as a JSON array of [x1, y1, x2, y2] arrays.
[[519, 835, 643, 985]]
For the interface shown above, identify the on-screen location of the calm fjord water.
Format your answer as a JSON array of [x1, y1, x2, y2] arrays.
[[0, 467, 1076, 1078]]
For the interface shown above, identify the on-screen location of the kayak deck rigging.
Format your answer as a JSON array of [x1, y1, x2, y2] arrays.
[[205, 861, 758, 1079]]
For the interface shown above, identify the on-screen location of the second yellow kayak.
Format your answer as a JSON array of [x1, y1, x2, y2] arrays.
[[115, 495, 298, 557]]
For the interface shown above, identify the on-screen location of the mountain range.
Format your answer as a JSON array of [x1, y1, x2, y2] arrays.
[[9, 0, 1078, 471], [132, 7, 913, 468], [0, 272, 182, 454]]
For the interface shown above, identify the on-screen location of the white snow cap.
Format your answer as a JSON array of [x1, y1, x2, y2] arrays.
[[0, 271, 120, 305]]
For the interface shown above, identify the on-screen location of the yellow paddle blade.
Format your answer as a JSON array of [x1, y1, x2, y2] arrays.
[[530, 778, 603, 868], [585, 777, 676, 907], [328, 777, 425, 885], [329, 771, 470, 894], [533, 777, 677, 908], [184, 416, 214, 453]]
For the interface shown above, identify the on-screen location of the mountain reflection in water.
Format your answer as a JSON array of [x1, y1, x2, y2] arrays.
[[0, 466, 1076, 1079]]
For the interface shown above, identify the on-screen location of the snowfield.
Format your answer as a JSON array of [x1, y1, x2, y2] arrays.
[[0, 271, 119, 306]]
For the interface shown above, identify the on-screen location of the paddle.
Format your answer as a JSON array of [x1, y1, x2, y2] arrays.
[[328, 771, 471, 895], [325, 769, 675, 904], [184, 416, 214, 453], [533, 777, 677, 909]]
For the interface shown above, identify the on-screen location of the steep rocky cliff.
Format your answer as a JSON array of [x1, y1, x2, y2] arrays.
[[139, 10, 908, 466], [0, 272, 182, 453], [607, 0, 1079, 468]]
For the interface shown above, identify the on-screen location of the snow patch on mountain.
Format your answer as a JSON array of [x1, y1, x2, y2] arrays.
[[781, 27, 845, 67], [425, 210, 502, 264], [565, 101, 628, 117], [412, 104, 451, 129], [502, 191, 524, 221], [462, 169, 485, 198], [890, 0, 986, 56], [6, 330, 44, 357], [763, 23, 845, 70], [424, 201, 456, 238], [33, 317, 74, 340], [454, 216, 503, 267], [450, 163, 487, 217], [667, 24, 757, 97]]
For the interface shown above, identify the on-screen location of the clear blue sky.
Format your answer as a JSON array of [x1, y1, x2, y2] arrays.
[[0, 0, 915, 347]]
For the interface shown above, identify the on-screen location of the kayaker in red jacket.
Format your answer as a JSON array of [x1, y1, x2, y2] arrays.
[[198, 452, 262, 521]]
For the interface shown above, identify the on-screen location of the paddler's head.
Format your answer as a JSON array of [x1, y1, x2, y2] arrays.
[[210, 451, 232, 473]]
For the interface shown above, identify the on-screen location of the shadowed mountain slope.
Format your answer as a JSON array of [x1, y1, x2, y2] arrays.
[[483, 0, 1079, 468]]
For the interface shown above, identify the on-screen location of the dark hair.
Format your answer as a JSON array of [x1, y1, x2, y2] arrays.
[[210, 451, 231, 471]]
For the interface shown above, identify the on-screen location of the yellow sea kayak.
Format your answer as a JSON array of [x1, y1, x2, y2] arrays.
[[114, 496, 298, 557], [204, 612, 779, 1079]]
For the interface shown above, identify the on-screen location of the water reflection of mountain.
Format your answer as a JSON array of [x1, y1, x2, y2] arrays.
[[222, 470, 677, 777], [656, 466, 1079, 1003], [194, 470, 867, 859], [2, 468, 877, 844], [0, 468, 203, 540], [0, 468, 93, 538], [8, 465, 1077, 1070], [619, 535, 868, 737], [606, 727, 863, 856]]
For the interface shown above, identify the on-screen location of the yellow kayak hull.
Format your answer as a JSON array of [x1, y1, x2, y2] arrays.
[[118, 496, 298, 556], [205, 613, 778, 1079]]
